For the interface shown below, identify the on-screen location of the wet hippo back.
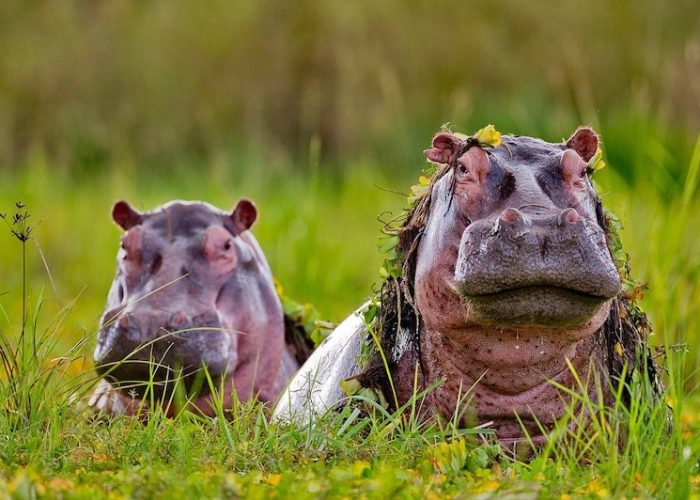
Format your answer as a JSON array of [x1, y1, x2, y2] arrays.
[[90, 199, 299, 416]]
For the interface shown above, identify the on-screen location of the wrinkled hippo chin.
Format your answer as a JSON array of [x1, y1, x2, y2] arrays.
[[274, 127, 639, 449], [90, 199, 299, 417]]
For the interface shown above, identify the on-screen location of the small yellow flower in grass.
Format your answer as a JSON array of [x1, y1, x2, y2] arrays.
[[584, 478, 610, 498], [473, 479, 500, 494], [352, 460, 370, 477], [263, 474, 282, 486], [473, 124, 502, 148]]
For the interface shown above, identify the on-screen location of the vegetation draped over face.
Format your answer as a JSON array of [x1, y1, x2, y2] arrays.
[[354, 126, 665, 409]]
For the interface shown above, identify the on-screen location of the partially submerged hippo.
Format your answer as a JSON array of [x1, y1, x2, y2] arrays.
[[90, 199, 309, 417], [275, 127, 662, 448]]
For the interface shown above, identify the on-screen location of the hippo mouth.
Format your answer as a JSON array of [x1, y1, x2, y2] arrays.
[[98, 354, 226, 401], [458, 284, 612, 327], [94, 316, 235, 400], [454, 210, 621, 327]]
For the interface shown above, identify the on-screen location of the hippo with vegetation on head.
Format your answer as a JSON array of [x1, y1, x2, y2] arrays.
[[89, 199, 311, 417], [274, 126, 662, 450]]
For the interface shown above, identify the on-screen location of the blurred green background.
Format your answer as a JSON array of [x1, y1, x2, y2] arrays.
[[0, 1, 699, 384]]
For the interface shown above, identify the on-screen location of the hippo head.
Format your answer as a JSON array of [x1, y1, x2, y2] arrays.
[[94, 199, 284, 401], [415, 127, 620, 339]]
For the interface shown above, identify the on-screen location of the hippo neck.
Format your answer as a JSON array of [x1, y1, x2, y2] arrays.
[[414, 322, 606, 443]]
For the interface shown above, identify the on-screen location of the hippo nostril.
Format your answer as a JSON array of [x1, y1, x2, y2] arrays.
[[180, 266, 189, 277], [499, 208, 522, 224], [118, 315, 130, 330], [558, 208, 581, 226], [171, 312, 189, 328]]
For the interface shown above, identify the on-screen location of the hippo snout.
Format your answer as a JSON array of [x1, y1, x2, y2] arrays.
[[94, 309, 235, 397], [454, 209, 620, 326]]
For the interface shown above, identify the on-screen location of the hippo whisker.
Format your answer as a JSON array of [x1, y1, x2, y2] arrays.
[[162, 326, 249, 337], [126, 273, 190, 305]]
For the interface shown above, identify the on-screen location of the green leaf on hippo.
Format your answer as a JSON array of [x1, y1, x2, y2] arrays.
[[377, 234, 399, 254], [340, 378, 362, 397], [588, 147, 606, 174]]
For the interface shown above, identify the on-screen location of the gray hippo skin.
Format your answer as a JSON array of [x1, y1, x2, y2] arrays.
[[89, 199, 298, 417], [275, 128, 629, 447]]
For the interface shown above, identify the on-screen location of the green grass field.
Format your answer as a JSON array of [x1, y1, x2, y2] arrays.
[[0, 144, 699, 497]]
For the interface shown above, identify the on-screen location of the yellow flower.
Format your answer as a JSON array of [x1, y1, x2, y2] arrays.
[[472, 125, 502, 147], [473, 479, 500, 493], [263, 474, 282, 486], [585, 478, 610, 498], [352, 460, 370, 476]]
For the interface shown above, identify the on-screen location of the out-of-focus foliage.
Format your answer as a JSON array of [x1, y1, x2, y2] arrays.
[[0, 0, 699, 196]]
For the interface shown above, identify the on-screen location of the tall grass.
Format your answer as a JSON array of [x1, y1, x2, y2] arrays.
[[0, 203, 92, 472]]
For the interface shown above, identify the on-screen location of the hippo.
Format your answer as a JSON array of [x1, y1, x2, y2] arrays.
[[274, 127, 662, 450], [89, 199, 309, 417]]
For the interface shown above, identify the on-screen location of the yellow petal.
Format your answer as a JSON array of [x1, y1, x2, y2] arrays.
[[473, 124, 502, 147]]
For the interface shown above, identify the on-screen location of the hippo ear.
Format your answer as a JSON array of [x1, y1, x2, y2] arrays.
[[423, 133, 464, 165], [566, 127, 599, 162], [230, 199, 258, 233], [112, 201, 143, 230]]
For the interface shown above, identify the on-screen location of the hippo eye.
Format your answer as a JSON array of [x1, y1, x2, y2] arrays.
[[224, 239, 233, 251], [458, 164, 468, 174], [120, 242, 131, 260]]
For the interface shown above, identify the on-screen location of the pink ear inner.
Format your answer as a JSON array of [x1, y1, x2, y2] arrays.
[[230, 199, 258, 232], [112, 201, 142, 230], [423, 133, 463, 165], [566, 127, 599, 162]]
